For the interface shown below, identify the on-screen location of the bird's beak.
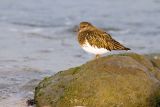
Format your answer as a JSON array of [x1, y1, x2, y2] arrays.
[[73, 26, 79, 32], [76, 28, 80, 32], [75, 27, 80, 32]]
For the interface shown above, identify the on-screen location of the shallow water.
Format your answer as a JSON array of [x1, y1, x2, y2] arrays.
[[0, 0, 160, 106]]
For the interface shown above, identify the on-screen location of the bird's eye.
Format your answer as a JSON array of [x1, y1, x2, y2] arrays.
[[81, 26, 86, 28]]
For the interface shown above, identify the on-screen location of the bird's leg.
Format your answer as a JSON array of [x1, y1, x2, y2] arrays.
[[95, 54, 100, 59]]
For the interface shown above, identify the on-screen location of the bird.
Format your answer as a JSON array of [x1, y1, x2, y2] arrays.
[[77, 22, 130, 59]]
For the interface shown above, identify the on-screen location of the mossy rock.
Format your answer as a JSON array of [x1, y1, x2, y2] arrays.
[[146, 54, 160, 69], [35, 53, 160, 107]]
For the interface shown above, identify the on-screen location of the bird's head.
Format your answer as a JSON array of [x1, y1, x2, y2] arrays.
[[78, 22, 94, 32]]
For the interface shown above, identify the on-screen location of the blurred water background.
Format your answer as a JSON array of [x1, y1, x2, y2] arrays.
[[0, 0, 160, 106]]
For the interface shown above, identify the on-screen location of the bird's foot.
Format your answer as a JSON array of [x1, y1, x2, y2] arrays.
[[95, 54, 101, 59]]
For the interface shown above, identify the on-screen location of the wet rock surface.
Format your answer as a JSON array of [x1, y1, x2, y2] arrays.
[[34, 53, 160, 107]]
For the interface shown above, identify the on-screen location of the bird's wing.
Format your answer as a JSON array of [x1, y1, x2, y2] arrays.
[[85, 30, 130, 51]]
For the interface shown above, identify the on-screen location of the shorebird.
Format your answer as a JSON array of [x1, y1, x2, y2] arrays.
[[77, 22, 130, 58]]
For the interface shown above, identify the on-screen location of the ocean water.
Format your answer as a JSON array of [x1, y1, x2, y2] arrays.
[[0, 0, 160, 106]]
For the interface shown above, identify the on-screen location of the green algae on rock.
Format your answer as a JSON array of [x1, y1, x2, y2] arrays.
[[34, 53, 160, 107], [146, 54, 160, 69]]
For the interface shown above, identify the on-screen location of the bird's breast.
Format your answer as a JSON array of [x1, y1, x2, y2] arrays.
[[81, 40, 109, 55], [78, 31, 88, 45]]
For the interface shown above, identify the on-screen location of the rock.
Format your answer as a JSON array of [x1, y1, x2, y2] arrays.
[[146, 54, 160, 69], [34, 53, 160, 107]]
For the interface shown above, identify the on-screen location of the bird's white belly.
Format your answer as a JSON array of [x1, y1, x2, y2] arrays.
[[81, 41, 109, 55]]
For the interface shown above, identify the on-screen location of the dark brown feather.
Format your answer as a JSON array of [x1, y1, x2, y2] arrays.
[[78, 29, 130, 51]]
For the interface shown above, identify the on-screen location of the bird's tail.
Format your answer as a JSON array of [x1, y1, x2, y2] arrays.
[[123, 47, 131, 51], [112, 39, 131, 51]]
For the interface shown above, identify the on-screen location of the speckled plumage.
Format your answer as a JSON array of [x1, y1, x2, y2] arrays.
[[77, 22, 130, 58]]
